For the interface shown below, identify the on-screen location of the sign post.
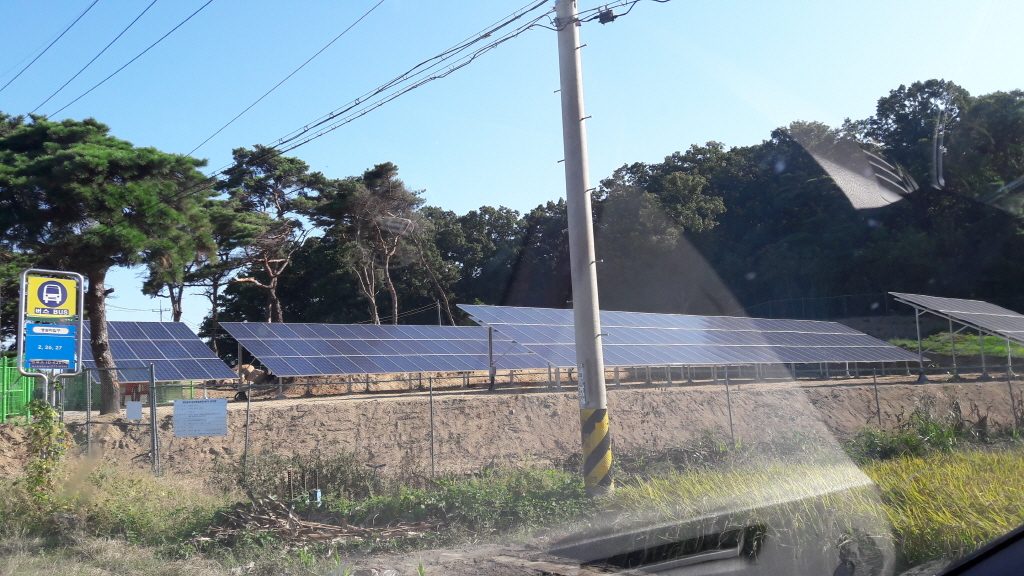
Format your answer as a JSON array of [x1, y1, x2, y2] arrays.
[[18, 269, 85, 410]]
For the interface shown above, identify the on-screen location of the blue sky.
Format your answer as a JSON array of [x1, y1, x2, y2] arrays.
[[1, 0, 1020, 330]]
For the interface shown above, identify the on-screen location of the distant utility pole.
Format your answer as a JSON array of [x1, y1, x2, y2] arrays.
[[555, 0, 612, 495]]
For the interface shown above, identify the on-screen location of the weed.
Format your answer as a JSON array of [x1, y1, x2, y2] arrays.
[[21, 400, 71, 505], [330, 467, 588, 535], [214, 449, 383, 502], [843, 400, 1013, 463]]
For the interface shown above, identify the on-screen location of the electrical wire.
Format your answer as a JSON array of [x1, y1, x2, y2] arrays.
[[358, 301, 438, 324], [274, 10, 551, 155], [172, 0, 670, 202], [49, 0, 215, 116], [221, 0, 669, 162], [0, 0, 102, 95], [107, 303, 161, 312], [545, 0, 672, 30], [187, 0, 386, 156], [263, 0, 550, 154], [167, 0, 551, 203], [268, 15, 550, 159], [31, 0, 160, 114]]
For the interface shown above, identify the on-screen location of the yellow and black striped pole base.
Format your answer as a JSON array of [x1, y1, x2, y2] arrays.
[[580, 407, 613, 495]]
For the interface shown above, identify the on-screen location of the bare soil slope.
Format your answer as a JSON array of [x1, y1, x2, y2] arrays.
[[31, 377, 1017, 480]]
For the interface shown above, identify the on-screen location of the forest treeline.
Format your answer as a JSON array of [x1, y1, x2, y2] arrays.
[[2, 79, 1022, 377]]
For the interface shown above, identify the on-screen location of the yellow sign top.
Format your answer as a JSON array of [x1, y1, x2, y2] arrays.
[[25, 275, 79, 319]]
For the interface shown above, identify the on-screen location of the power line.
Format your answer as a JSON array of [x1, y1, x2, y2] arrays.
[[188, 0, 386, 156], [273, 12, 549, 156], [267, 0, 550, 153], [214, 1, 549, 171], [107, 303, 161, 312], [0, 0, 102, 95], [174, 0, 665, 200], [166, 0, 550, 204], [32, 0, 160, 114], [228, 0, 668, 161], [358, 301, 438, 324], [49, 0, 216, 116]]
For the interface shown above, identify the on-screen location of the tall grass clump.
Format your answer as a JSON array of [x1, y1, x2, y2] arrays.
[[844, 400, 1012, 463], [1, 460, 227, 547], [331, 467, 588, 535], [215, 449, 383, 502], [864, 448, 1024, 566]]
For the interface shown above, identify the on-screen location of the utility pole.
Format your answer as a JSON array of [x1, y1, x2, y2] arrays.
[[555, 0, 612, 495]]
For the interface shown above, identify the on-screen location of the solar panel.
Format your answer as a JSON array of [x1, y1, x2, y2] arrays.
[[219, 322, 547, 377], [459, 304, 919, 368], [889, 292, 1024, 344], [82, 322, 238, 383]]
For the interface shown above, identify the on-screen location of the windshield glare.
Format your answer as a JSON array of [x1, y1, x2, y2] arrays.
[[0, 1, 1021, 575]]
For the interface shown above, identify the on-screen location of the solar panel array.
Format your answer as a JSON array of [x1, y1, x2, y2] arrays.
[[459, 304, 920, 368], [82, 322, 238, 383], [220, 322, 547, 377], [890, 292, 1024, 344]]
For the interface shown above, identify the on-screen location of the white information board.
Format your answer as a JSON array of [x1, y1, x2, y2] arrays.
[[125, 400, 143, 421], [173, 398, 228, 437]]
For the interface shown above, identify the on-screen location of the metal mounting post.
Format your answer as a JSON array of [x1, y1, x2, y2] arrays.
[[915, 309, 928, 383]]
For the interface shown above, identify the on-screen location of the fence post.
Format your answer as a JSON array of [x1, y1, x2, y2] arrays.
[[873, 369, 882, 428], [1008, 338, 1015, 378], [243, 382, 252, 484], [86, 371, 92, 456], [428, 375, 435, 479], [724, 370, 735, 446], [1007, 375, 1015, 432], [149, 364, 159, 475], [978, 330, 991, 381], [1, 357, 7, 424]]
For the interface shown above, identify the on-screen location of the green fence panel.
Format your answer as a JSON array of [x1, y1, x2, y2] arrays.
[[62, 373, 190, 410], [1, 356, 34, 423]]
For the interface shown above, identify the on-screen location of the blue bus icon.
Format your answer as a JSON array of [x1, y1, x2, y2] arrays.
[[37, 281, 67, 307]]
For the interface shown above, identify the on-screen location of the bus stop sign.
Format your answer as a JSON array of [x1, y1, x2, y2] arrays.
[[23, 323, 78, 371], [25, 275, 78, 318]]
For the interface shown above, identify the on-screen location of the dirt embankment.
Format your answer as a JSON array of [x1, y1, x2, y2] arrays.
[[9, 377, 1006, 480]]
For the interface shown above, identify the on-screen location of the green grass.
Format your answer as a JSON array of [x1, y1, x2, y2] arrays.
[[891, 333, 1024, 358], [864, 449, 1024, 566], [0, 461, 225, 547], [606, 446, 1024, 569], [3, 418, 1023, 573], [327, 467, 588, 534]]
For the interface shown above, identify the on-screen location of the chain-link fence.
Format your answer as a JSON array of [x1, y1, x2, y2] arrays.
[[62, 365, 205, 475], [53, 358, 1024, 498], [747, 292, 893, 320]]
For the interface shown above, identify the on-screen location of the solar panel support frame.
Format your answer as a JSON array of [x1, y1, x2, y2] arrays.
[[890, 293, 1023, 382]]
